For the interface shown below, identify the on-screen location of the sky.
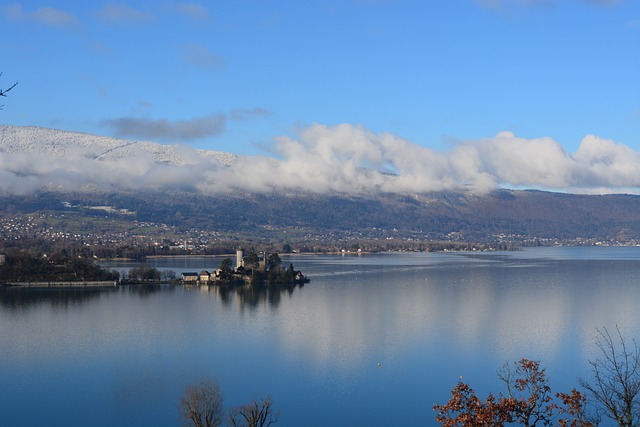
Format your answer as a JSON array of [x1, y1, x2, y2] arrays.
[[1, 0, 639, 195]]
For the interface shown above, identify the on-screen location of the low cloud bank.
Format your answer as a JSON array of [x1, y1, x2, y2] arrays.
[[0, 123, 639, 195]]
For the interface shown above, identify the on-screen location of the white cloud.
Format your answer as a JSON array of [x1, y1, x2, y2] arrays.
[[583, 0, 621, 6], [477, 0, 620, 10], [182, 44, 224, 72], [166, 2, 211, 21], [2, 124, 640, 195], [462, 131, 575, 188], [2, 3, 79, 29], [94, 3, 155, 25], [573, 135, 640, 187], [476, 0, 553, 12], [230, 108, 273, 121]]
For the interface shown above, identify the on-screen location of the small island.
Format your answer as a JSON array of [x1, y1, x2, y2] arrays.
[[0, 248, 308, 288], [181, 248, 309, 286]]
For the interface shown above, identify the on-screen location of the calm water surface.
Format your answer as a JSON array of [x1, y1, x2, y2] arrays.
[[2, 247, 640, 426]]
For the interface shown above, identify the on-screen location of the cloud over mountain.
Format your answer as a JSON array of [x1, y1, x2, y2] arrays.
[[0, 124, 638, 195]]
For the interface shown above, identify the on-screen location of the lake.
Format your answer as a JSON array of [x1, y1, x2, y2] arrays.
[[2, 246, 640, 426]]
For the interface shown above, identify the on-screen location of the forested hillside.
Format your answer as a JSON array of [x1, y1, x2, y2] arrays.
[[1, 189, 640, 249]]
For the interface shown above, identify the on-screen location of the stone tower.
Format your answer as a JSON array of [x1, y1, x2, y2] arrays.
[[236, 248, 244, 270]]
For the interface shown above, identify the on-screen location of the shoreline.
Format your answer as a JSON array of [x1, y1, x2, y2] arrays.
[[1, 280, 118, 288]]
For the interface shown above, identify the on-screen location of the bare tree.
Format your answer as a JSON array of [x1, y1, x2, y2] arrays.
[[178, 378, 225, 427], [580, 326, 640, 427], [0, 73, 18, 109], [228, 395, 279, 427]]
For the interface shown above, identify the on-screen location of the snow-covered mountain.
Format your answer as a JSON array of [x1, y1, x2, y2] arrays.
[[0, 125, 280, 194], [0, 124, 396, 195], [4, 123, 640, 198], [0, 125, 238, 167], [4, 126, 640, 245]]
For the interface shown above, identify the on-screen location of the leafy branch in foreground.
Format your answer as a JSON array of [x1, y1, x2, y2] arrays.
[[434, 358, 595, 427]]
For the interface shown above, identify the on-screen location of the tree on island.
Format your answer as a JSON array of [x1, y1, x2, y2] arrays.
[[219, 258, 233, 280], [127, 266, 164, 282], [211, 251, 307, 286], [267, 253, 282, 272], [243, 252, 260, 270], [285, 263, 294, 280]]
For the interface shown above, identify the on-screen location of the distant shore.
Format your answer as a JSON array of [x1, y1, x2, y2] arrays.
[[141, 251, 370, 259], [1, 280, 118, 288]]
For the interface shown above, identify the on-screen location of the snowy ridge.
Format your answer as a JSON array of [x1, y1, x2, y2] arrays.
[[0, 125, 238, 166]]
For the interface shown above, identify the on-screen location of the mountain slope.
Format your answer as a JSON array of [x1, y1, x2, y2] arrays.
[[1, 189, 640, 247], [2, 125, 640, 247], [0, 125, 238, 166]]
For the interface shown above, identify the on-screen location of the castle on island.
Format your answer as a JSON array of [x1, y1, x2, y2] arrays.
[[180, 248, 308, 286]]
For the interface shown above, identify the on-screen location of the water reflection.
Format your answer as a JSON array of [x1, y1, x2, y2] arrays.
[[0, 286, 116, 310], [0, 281, 304, 317], [123, 283, 177, 298], [0, 282, 305, 314], [186, 282, 305, 309], [4, 249, 640, 427], [0, 284, 178, 310], [272, 255, 640, 375]]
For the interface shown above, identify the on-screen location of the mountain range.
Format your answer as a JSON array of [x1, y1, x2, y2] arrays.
[[1, 125, 640, 248]]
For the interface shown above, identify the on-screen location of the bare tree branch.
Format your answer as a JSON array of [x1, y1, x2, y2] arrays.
[[228, 395, 279, 427], [0, 81, 18, 97], [580, 326, 640, 427], [0, 73, 18, 110], [178, 378, 225, 427]]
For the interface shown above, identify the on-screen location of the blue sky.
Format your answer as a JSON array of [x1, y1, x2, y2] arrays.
[[1, 1, 639, 194]]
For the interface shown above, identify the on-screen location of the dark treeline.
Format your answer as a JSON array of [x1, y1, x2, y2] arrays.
[[124, 266, 176, 283], [2, 237, 512, 263], [0, 250, 119, 282]]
